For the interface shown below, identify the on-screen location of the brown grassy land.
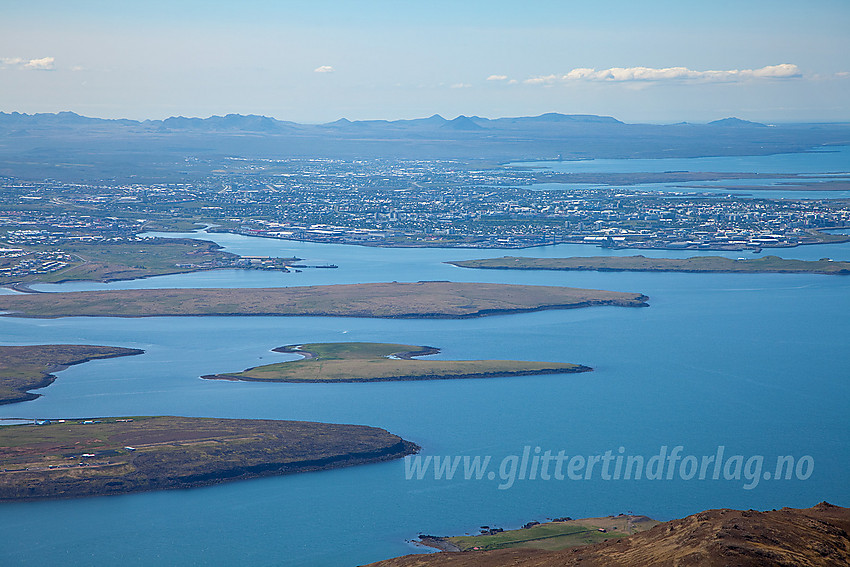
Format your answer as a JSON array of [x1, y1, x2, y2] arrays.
[[368, 502, 850, 567], [0, 416, 417, 501], [0, 344, 144, 405], [0, 281, 649, 319], [202, 342, 589, 383], [448, 255, 850, 275]]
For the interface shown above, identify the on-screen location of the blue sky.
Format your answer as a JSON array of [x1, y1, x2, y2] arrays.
[[1, 0, 848, 123]]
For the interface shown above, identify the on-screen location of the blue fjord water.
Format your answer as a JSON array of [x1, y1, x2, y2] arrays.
[[2, 149, 850, 566]]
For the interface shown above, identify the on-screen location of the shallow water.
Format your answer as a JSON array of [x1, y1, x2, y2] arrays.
[[1, 232, 849, 566]]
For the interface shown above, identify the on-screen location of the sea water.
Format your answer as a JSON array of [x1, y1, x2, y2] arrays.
[[1, 150, 849, 566], [512, 145, 850, 199]]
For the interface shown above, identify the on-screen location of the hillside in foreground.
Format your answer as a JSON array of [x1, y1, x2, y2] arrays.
[[366, 502, 850, 567]]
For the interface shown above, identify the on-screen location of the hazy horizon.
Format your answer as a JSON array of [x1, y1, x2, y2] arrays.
[[2, 1, 848, 124], [3, 108, 848, 127]]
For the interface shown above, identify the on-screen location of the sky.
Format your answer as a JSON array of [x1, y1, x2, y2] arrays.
[[1, 0, 849, 124]]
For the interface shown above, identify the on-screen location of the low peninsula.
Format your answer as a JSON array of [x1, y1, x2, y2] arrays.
[[448, 255, 850, 275], [0, 237, 298, 288], [0, 281, 649, 319], [201, 342, 590, 383], [0, 416, 417, 501], [0, 344, 144, 405]]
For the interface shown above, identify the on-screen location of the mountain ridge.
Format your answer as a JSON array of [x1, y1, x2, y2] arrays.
[[0, 110, 708, 131], [2, 110, 848, 183]]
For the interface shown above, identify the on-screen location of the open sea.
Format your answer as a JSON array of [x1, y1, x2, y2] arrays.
[[1, 150, 849, 566]]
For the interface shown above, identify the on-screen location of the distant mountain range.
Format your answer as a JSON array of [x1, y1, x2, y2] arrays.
[[0, 110, 848, 182], [708, 117, 768, 128], [0, 110, 778, 133]]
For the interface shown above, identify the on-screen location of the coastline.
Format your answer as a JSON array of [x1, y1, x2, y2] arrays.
[[202, 365, 592, 383], [0, 283, 650, 319], [0, 300, 649, 319], [0, 417, 420, 502], [1, 439, 420, 503], [200, 342, 591, 383], [447, 255, 850, 276], [0, 346, 146, 406], [1, 264, 295, 292], [366, 503, 850, 567], [205, 227, 850, 251]]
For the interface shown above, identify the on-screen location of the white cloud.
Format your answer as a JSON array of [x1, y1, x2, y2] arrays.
[[314, 65, 334, 73], [486, 74, 508, 81], [523, 74, 559, 85], [24, 57, 55, 70], [450, 83, 472, 89], [525, 64, 802, 85], [747, 64, 800, 79], [1, 56, 55, 70]]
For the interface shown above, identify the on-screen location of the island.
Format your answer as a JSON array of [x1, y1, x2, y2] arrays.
[[0, 281, 649, 319], [0, 237, 298, 288], [0, 344, 144, 405], [369, 503, 850, 567], [448, 255, 850, 275], [417, 514, 659, 552], [201, 342, 589, 383], [0, 416, 418, 501]]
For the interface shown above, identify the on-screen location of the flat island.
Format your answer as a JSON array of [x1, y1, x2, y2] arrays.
[[0, 281, 649, 319], [0, 416, 417, 501], [448, 255, 850, 275], [0, 344, 144, 405], [202, 342, 590, 383]]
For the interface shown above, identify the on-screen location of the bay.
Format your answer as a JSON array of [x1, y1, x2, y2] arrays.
[[1, 145, 850, 565], [1, 236, 848, 566]]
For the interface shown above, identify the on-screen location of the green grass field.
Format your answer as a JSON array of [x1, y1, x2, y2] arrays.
[[202, 342, 589, 383]]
